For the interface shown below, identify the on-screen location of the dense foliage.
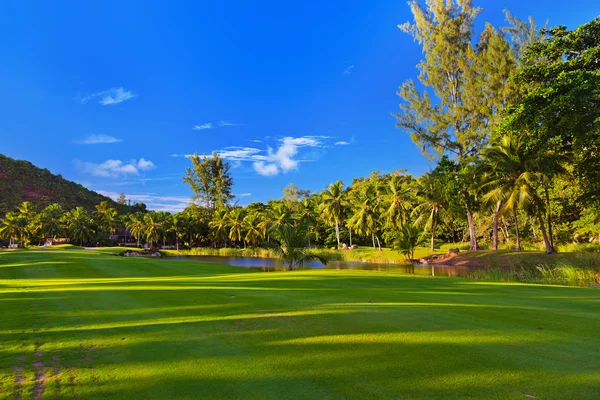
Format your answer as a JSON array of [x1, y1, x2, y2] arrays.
[[0, 154, 145, 216]]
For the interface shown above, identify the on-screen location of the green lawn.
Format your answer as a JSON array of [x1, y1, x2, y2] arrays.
[[1, 247, 599, 399]]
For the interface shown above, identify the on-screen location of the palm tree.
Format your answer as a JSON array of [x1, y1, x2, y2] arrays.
[[16, 202, 38, 245], [18, 202, 36, 220], [39, 204, 63, 240], [383, 175, 413, 230], [126, 213, 145, 247], [64, 207, 94, 246], [143, 213, 161, 248], [393, 224, 423, 261], [412, 173, 447, 251], [0, 212, 29, 246], [209, 208, 229, 247], [227, 208, 246, 247], [243, 213, 264, 246], [481, 134, 555, 254], [268, 202, 294, 230], [271, 225, 328, 270], [320, 181, 346, 249], [94, 201, 118, 235], [296, 198, 317, 248], [347, 183, 380, 250]]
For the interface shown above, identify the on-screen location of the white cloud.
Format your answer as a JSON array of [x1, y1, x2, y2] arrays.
[[98, 191, 190, 213], [210, 136, 328, 176], [137, 158, 155, 171], [74, 158, 156, 178], [193, 123, 212, 131], [252, 161, 279, 176], [237, 193, 252, 197], [171, 154, 180, 157], [81, 87, 136, 105], [335, 141, 350, 146], [343, 65, 355, 75], [219, 120, 243, 127], [75, 134, 122, 145]]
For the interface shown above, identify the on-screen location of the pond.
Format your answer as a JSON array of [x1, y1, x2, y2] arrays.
[[168, 255, 472, 277]]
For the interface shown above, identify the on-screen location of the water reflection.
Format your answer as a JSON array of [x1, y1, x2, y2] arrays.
[[168, 256, 472, 277]]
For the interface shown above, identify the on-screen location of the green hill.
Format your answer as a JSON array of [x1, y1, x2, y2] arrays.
[[0, 154, 137, 215]]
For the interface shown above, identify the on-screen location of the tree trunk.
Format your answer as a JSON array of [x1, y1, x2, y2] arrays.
[[535, 201, 554, 254], [501, 219, 510, 243], [288, 261, 294, 271], [243, 240, 246, 249], [176, 235, 179, 251], [335, 219, 340, 249], [544, 186, 554, 249], [430, 230, 435, 251], [514, 212, 523, 251], [349, 227, 353, 246], [372, 233, 376, 249], [466, 208, 479, 250], [376, 235, 381, 251], [492, 200, 502, 251]]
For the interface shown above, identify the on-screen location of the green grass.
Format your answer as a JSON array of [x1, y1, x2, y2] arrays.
[[1, 248, 599, 399]]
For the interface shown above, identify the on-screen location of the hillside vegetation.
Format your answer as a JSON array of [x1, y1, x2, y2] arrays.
[[0, 154, 136, 216]]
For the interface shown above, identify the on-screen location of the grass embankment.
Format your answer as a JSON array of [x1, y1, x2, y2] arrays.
[[435, 250, 600, 287], [164, 246, 442, 264], [1, 247, 599, 399]]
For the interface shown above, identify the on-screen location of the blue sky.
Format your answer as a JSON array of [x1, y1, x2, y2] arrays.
[[0, 1, 597, 212]]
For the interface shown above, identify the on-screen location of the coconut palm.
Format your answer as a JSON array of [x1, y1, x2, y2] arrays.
[[39, 204, 64, 240], [94, 201, 119, 235], [271, 225, 328, 271], [143, 213, 162, 248], [320, 181, 346, 249], [347, 183, 381, 250], [126, 213, 145, 247], [393, 224, 423, 261], [209, 208, 229, 247], [296, 198, 317, 248], [268, 202, 294, 230], [64, 207, 94, 246], [383, 175, 413, 229], [227, 208, 246, 247], [481, 134, 555, 254], [412, 173, 447, 251], [0, 212, 29, 246], [243, 213, 264, 246]]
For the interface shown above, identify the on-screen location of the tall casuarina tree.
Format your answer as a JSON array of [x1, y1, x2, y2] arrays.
[[394, 0, 518, 250]]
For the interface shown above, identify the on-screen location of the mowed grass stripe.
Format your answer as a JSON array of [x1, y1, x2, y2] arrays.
[[0, 248, 599, 399]]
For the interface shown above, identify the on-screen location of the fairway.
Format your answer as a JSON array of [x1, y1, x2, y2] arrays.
[[1, 248, 599, 399]]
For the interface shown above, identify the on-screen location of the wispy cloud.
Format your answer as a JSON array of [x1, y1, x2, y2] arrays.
[[75, 134, 122, 145], [74, 158, 156, 178], [343, 65, 355, 75], [237, 193, 252, 198], [193, 123, 212, 131], [98, 191, 190, 213], [207, 136, 330, 176], [80, 87, 136, 105], [334, 141, 350, 146], [219, 120, 243, 127]]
